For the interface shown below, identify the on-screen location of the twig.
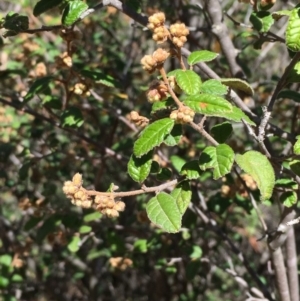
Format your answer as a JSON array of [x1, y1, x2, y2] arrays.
[[285, 226, 299, 301]]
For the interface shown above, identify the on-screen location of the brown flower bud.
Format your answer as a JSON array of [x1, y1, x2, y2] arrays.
[[140, 55, 157, 73], [129, 111, 139, 121], [148, 12, 166, 28], [152, 48, 169, 65], [72, 173, 83, 187], [114, 201, 125, 212], [104, 208, 119, 218], [152, 26, 169, 44]]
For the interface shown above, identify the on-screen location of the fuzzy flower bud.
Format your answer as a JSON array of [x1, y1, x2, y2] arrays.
[[72, 173, 83, 187], [170, 23, 189, 47], [170, 106, 195, 124], [152, 48, 170, 65], [146, 81, 168, 103], [152, 26, 169, 44], [140, 55, 158, 73], [148, 12, 166, 29], [114, 201, 125, 212]]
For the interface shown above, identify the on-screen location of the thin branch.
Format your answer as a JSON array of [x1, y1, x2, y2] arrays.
[[270, 248, 291, 301], [285, 226, 299, 301], [85, 179, 178, 198], [205, 0, 246, 78]]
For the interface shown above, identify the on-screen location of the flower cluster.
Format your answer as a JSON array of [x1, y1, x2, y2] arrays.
[[109, 257, 133, 270], [140, 48, 170, 73], [169, 23, 189, 48], [146, 80, 168, 103], [147, 12, 169, 44], [72, 82, 91, 97], [95, 195, 125, 218], [170, 106, 195, 124], [129, 111, 149, 127], [56, 51, 72, 68], [63, 173, 92, 208], [63, 173, 126, 218], [147, 12, 189, 48]]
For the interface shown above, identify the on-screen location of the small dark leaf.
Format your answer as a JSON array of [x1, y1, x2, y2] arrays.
[[33, 0, 63, 17]]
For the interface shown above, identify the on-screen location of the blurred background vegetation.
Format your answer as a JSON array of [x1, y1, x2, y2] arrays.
[[0, 0, 298, 300]]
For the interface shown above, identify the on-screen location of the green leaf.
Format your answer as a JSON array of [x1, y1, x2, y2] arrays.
[[275, 178, 298, 190], [24, 76, 53, 102], [42, 96, 62, 110], [189, 245, 202, 260], [151, 98, 174, 113], [200, 79, 228, 95], [0, 255, 12, 267], [286, 7, 300, 52], [80, 69, 118, 87], [83, 211, 101, 222], [170, 155, 186, 173], [223, 106, 256, 125], [289, 159, 300, 176], [220, 78, 254, 96], [294, 136, 300, 154], [175, 70, 201, 95], [164, 124, 182, 146], [146, 192, 181, 233], [156, 167, 172, 181], [171, 181, 192, 215], [235, 151, 275, 201], [280, 191, 297, 207], [287, 61, 300, 83], [68, 235, 81, 253], [187, 50, 218, 65], [33, 0, 63, 16], [2, 13, 29, 32], [134, 118, 175, 157], [277, 90, 300, 103], [61, 107, 84, 127], [0, 276, 9, 288], [62, 0, 89, 26], [12, 274, 23, 282], [184, 94, 232, 116], [128, 151, 153, 183], [250, 11, 274, 33], [180, 160, 202, 179], [79, 225, 92, 234], [133, 239, 148, 253], [211, 122, 233, 143], [199, 144, 234, 179], [272, 10, 292, 21]]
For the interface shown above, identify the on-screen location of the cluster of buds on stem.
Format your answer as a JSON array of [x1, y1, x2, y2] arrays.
[[146, 80, 168, 103], [129, 111, 149, 127], [170, 106, 195, 124], [147, 12, 169, 44], [55, 51, 72, 68], [140, 48, 170, 74], [62, 173, 126, 218], [169, 23, 189, 48], [95, 195, 125, 218], [72, 81, 91, 97], [147, 12, 189, 48], [63, 173, 92, 208]]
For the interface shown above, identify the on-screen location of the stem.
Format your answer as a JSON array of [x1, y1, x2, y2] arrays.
[[85, 179, 178, 198], [159, 67, 183, 108], [285, 226, 299, 301], [271, 247, 291, 301]]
